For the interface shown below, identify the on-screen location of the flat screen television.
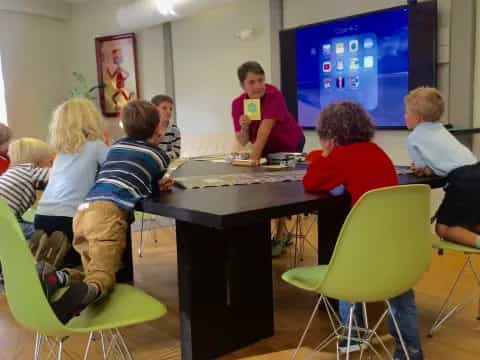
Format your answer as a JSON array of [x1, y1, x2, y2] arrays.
[[280, 1, 437, 129]]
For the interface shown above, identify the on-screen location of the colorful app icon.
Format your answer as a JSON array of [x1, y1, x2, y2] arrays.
[[336, 76, 345, 89], [335, 42, 345, 55], [349, 58, 360, 70], [349, 75, 360, 89], [349, 40, 359, 53], [364, 38, 374, 49], [364, 56, 374, 69], [323, 78, 332, 89], [322, 61, 332, 72], [322, 44, 331, 56], [336, 60, 344, 71]]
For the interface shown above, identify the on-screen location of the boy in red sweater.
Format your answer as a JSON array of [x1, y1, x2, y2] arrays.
[[303, 102, 423, 360], [0, 123, 11, 174]]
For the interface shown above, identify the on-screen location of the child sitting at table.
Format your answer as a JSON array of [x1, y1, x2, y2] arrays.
[[151, 94, 182, 160], [39, 100, 173, 324], [0, 138, 52, 239], [404, 87, 479, 248], [303, 101, 423, 360]]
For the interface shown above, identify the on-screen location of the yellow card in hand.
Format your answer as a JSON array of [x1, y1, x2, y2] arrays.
[[244, 99, 261, 121]]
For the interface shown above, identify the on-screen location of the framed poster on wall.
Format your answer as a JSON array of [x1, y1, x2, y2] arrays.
[[95, 33, 139, 117]]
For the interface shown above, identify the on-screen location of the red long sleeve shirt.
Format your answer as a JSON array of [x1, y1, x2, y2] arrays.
[[0, 154, 9, 175], [303, 142, 398, 205]]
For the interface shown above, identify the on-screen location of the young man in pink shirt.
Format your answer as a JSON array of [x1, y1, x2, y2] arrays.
[[231, 61, 304, 160], [231, 61, 305, 255]]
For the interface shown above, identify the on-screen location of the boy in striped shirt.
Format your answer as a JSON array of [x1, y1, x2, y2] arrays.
[[42, 100, 173, 323], [0, 138, 51, 239], [151, 94, 181, 160]]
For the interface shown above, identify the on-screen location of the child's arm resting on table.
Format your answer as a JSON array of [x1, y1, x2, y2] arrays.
[[303, 149, 347, 192], [158, 176, 175, 192]]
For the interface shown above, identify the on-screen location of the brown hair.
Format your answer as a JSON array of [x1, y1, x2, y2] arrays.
[[317, 101, 376, 145], [0, 123, 12, 145], [237, 61, 265, 83], [404, 87, 444, 122], [121, 100, 159, 140], [151, 94, 174, 106]]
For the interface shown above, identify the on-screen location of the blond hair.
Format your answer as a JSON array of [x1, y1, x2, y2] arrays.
[[49, 98, 104, 154], [9, 138, 52, 166], [405, 87, 445, 122]]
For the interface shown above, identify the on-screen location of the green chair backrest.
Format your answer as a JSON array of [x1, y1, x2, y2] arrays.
[[319, 185, 431, 303], [0, 200, 71, 337]]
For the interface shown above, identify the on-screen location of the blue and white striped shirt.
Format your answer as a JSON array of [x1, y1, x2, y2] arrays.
[[85, 138, 170, 209]]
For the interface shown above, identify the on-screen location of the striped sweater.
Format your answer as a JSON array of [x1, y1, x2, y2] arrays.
[[159, 124, 181, 160], [85, 138, 170, 209], [0, 164, 49, 218]]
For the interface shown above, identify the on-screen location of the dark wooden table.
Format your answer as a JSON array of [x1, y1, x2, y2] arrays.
[[138, 161, 445, 360]]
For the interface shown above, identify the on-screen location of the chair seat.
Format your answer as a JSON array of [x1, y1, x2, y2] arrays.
[[282, 265, 328, 292], [433, 238, 480, 254], [67, 284, 167, 333]]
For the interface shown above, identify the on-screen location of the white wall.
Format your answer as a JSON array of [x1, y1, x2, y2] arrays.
[[0, 11, 67, 140], [0, 0, 70, 20], [171, 0, 271, 134], [283, 0, 451, 164], [66, 0, 166, 140]]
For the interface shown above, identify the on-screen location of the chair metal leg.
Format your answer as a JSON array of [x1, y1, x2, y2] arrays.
[[346, 305, 355, 360], [99, 330, 107, 358], [386, 300, 410, 360], [44, 336, 58, 360], [428, 255, 480, 336], [289, 215, 317, 267], [57, 339, 64, 360], [83, 332, 95, 360], [107, 329, 128, 360], [114, 329, 133, 360], [291, 295, 324, 360], [302, 298, 396, 360], [34, 333, 43, 360]]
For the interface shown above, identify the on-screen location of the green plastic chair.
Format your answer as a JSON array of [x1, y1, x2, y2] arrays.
[[0, 200, 167, 359], [282, 185, 432, 359], [428, 238, 480, 337]]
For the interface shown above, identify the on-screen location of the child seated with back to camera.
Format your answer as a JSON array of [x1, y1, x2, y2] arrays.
[[404, 87, 479, 248], [39, 100, 173, 324], [34, 98, 109, 267], [0, 138, 52, 239], [303, 101, 424, 360]]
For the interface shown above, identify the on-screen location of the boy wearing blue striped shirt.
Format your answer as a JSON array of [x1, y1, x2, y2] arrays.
[[41, 100, 173, 323]]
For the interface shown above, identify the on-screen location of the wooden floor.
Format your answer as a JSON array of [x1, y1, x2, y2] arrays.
[[1, 217, 480, 359]]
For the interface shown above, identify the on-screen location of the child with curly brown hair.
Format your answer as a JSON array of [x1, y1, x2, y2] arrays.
[[303, 101, 424, 360]]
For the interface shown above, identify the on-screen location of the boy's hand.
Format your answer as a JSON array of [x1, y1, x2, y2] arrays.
[[411, 164, 433, 177], [239, 115, 251, 129], [158, 177, 175, 192], [249, 150, 261, 163]]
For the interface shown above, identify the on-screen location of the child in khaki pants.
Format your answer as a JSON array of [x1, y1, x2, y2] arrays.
[[40, 100, 173, 323]]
